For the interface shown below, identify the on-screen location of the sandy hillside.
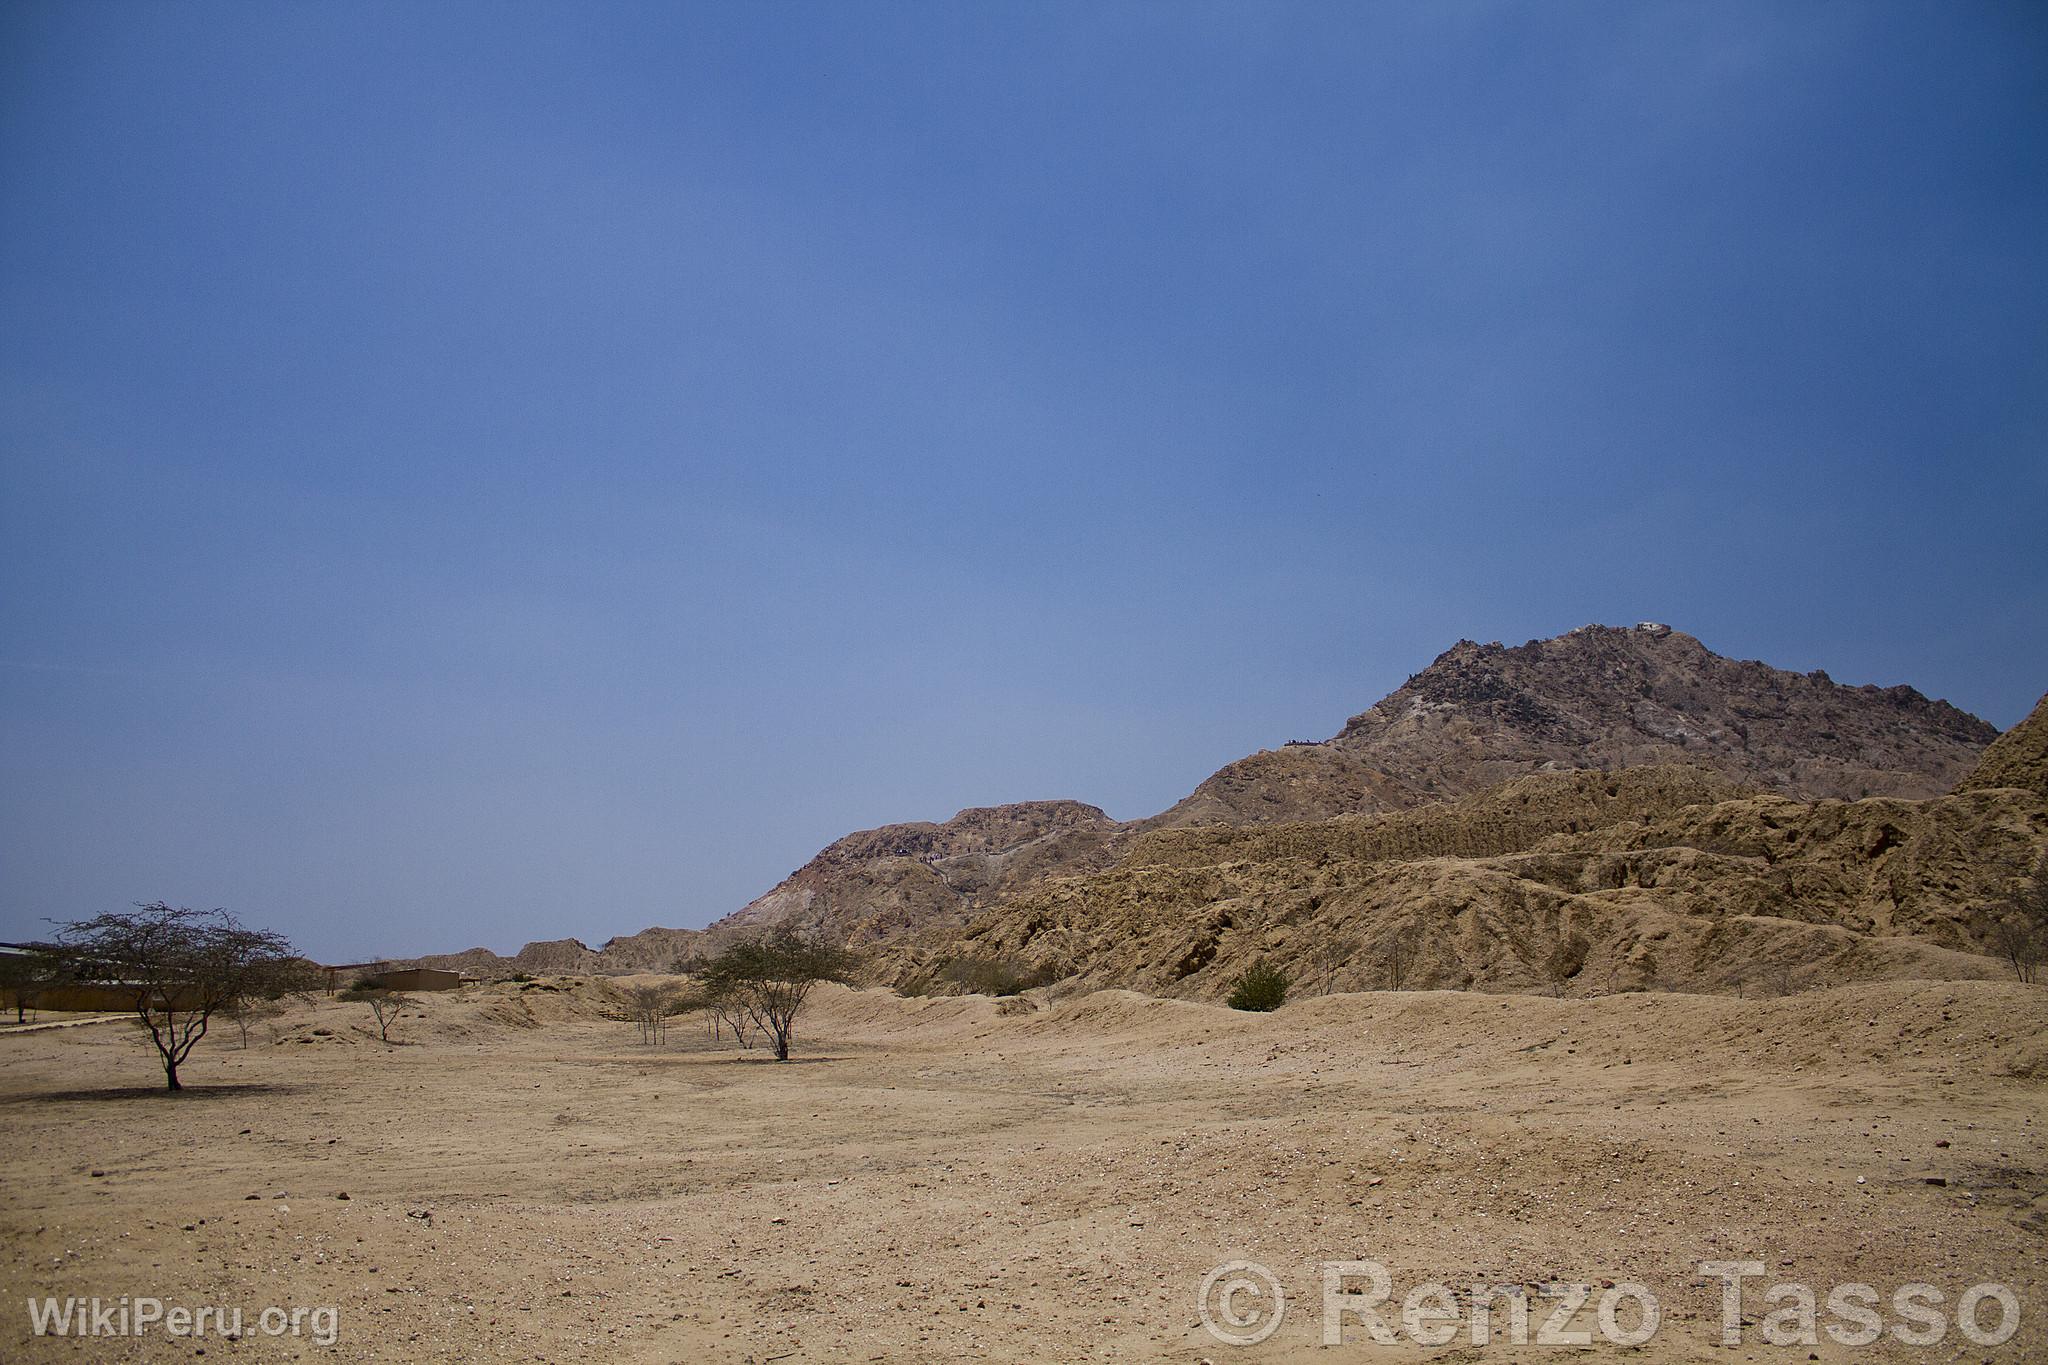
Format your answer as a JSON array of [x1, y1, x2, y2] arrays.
[[1, 978, 2043, 1362]]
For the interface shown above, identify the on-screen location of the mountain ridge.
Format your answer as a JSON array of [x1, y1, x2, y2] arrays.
[[407, 623, 2020, 988]]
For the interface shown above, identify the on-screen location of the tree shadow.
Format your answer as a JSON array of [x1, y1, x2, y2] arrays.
[[0, 1081, 310, 1103]]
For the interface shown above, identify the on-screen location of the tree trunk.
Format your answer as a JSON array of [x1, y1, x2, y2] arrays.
[[164, 1060, 182, 1091]]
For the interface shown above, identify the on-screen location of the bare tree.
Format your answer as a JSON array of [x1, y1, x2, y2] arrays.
[[700, 974, 756, 1047], [223, 995, 287, 1049], [1380, 937, 1407, 991], [341, 985, 417, 1044], [1982, 852, 2047, 984], [1307, 939, 1345, 996], [625, 984, 682, 1044], [54, 904, 310, 1090], [699, 927, 857, 1061]]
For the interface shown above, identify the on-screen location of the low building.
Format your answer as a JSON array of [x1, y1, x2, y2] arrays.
[[363, 967, 464, 992]]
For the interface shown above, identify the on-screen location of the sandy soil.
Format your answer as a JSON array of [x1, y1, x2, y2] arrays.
[[1, 978, 2043, 1363]]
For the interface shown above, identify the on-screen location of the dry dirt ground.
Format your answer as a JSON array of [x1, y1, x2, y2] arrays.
[[1, 978, 2044, 1363]]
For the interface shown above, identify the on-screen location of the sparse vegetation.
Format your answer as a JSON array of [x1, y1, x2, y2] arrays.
[[939, 955, 1060, 997], [1227, 960, 1289, 1012], [53, 903, 311, 1090], [624, 983, 684, 1043], [1380, 937, 1408, 990]]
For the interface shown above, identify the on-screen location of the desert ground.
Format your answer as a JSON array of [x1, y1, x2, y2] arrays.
[[2, 978, 2043, 1363]]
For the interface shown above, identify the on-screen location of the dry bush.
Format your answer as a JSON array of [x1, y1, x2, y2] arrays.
[[1981, 851, 2047, 984], [939, 955, 1060, 997], [341, 987, 417, 1045], [624, 984, 685, 1044]]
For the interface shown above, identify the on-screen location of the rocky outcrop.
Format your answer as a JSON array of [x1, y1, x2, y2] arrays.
[[1955, 691, 2048, 799], [708, 800, 1121, 945]]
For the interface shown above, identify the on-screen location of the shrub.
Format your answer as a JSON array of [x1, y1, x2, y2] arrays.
[[1228, 961, 1289, 1012]]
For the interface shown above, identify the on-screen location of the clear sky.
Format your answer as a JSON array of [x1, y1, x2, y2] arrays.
[[3, 2, 2044, 963]]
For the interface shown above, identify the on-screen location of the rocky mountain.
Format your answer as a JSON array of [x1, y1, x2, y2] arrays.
[[400, 623, 2027, 997], [1153, 624, 1995, 827], [705, 624, 1997, 952]]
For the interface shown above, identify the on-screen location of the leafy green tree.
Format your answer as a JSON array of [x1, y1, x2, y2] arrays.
[[699, 927, 857, 1060]]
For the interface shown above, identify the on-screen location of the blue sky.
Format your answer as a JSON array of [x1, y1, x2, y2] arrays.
[[3, 2, 2044, 962]]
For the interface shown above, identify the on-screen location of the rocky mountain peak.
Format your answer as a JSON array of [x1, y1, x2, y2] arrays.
[[1161, 624, 1994, 827]]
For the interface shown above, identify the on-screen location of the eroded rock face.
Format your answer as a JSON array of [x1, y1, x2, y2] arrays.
[[1955, 691, 2048, 799], [1154, 625, 1995, 827], [895, 770, 2046, 1002]]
